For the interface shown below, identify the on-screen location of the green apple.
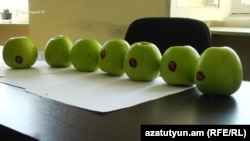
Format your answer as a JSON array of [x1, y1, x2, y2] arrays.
[[98, 39, 130, 76], [70, 38, 101, 72], [123, 41, 162, 81], [2, 36, 38, 69], [45, 35, 73, 67], [160, 45, 200, 86], [195, 47, 243, 96]]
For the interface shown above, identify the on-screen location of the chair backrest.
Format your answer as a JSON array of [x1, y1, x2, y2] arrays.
[[124, 17, 212, 54]]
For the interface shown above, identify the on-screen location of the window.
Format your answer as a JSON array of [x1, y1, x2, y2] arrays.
[[0, 0, 29, 24], [170, 0, 250, 28], [232, 0, 250, 13], [170, 0, 232, 21]]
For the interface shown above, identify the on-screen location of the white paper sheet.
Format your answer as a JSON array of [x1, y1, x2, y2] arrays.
[[0, 61, 193, 112], [26, 72, 192, 112]]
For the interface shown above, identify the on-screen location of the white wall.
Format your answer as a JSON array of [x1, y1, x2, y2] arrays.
[[29, 0, 168, 50]]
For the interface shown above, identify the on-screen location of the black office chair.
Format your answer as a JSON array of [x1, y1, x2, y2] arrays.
[[124, 17, 212, 54]]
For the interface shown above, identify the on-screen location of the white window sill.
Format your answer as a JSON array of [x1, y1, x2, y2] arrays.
[[208, 14, 250, 36], [210, 27, 250, 36], [0, 20, 28, 25]]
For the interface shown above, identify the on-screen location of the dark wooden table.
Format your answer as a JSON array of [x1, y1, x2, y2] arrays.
[[1, 80, 250, 141]]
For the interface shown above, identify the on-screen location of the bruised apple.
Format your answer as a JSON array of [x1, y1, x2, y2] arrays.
[[123, 41, 162, 81], [195, 47, 243, 96], [3, 36, 38, 69], [160, 45, 200, 86], [98, 39, 130, 76]]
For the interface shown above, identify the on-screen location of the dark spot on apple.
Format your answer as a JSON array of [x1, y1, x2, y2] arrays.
[[129, 58, 137, 68], [168, 61, 177, 72], [196, 71, 205, 81], [15, 56, 23, 64], [100, 50, 106, 59]]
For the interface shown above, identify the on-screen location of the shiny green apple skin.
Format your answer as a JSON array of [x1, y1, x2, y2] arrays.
[[45, 35, 73, 67], [3, 36, 38, 69], [160, 45, 200, 86], [195, 47, 243, 96], [70, 39, 101, 72], [98, 39, 130, 76], [123, 42, 162, 81]]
